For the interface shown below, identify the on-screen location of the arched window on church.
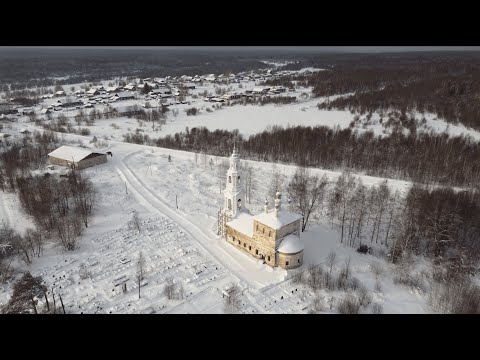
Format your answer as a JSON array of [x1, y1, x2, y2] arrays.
[[237, 198, 242, 209], [237, 175, 240, 183], [228, 199, 232, 210], [256, 224, 259, 231], [229, 176, 231, 183]]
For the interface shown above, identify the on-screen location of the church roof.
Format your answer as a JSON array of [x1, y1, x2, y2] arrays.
[[226, 212, 254, 238], [252, 209, 302, 230], [277, 234, 304, 254]]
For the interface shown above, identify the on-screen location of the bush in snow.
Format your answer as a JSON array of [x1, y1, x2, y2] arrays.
[[370, 260, 384, 280], [371, 303, 384, 314], [308, 294, 326, 314], [357, 244, 369, 254], [357, 285, 372, 308], [337, 294, 361, 314], [185, 107, 198, 116]]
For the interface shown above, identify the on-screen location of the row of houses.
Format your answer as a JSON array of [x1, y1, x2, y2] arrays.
[[206, 85, 288, 102], [38, 68, 276, 102]]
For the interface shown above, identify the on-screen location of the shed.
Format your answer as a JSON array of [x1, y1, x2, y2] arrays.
[[48, 145, 107, 170]]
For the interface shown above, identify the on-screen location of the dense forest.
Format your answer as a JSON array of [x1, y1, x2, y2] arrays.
[[0, 48, 268, 90], [274, 52, 480, 131], [148, 125, 480, 189]]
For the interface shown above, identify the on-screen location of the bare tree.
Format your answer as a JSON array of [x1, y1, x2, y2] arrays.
[[223, 283, 242, 314], [164, 276, 177, 300], [306, 263, 324, 290], [136, 251, 146, 299], [244, 164, 257, 204], [287, 167, 328, 232], [216, 160, 229, 194], [425, 209, 461, 258], [325, 251, 337, 289], [15, 229, 44, 265], [384, 190, 400, 247], [267, 166, 286, 200], [56, 214, 82, 251], [329, 171, 357, 243], [129, 211, 141, 232]]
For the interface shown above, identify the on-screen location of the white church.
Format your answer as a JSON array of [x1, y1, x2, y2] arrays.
[[218, 147, 304, 269]]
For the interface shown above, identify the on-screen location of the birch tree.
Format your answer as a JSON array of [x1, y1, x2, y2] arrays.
[[287, 166, 328, 232]]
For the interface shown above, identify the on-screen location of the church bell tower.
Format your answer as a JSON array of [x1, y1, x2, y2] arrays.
[[223, 145, 246, 218]]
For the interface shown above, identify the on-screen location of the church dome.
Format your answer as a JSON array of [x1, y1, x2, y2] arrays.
[[277, 234, 303, 254]]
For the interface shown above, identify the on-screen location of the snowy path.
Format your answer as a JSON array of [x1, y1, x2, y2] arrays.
[[0, 191, 34, 234], [115, 153, 281, 289], [0, 192, 12, 226]]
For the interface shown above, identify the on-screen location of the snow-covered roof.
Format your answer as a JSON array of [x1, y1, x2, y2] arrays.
[[115, 91, 135, 98], [252, 209, 302, 230], [226, 212, 253, 238], [277, 234, 303, 254], [48, 145, 101, 162]]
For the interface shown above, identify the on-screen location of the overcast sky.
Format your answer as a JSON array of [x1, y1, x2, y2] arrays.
[[2, 46, 479, 53]]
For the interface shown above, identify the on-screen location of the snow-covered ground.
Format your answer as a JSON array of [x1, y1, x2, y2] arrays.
[[0, 137, 430, 313], [1, 66, 479, 314]]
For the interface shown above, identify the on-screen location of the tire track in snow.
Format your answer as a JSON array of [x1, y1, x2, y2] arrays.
[[115, 163, 262, 288]]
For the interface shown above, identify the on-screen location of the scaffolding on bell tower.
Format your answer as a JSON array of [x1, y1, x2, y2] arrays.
[[217, 207, 232, 238]]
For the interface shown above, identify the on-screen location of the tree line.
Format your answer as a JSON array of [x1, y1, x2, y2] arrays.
[[145, 125, 480, 189], [297, 52, 480, 131]]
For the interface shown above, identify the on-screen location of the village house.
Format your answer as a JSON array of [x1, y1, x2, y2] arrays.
[[86, 88, 100, 97], [123, 84, 136, 91], [106, 86, 121, 93], [223, 93, 243, 101], [252, 87, 270, 94], [113, 92, 135, 101], [48, 145, 107, 170], [57, 99, 83, 108], [218, 148, 304, 269]]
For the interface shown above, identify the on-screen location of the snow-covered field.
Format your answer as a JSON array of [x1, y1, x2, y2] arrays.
[[1, 66, 479, 314], [0, 137, 430, 313]]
